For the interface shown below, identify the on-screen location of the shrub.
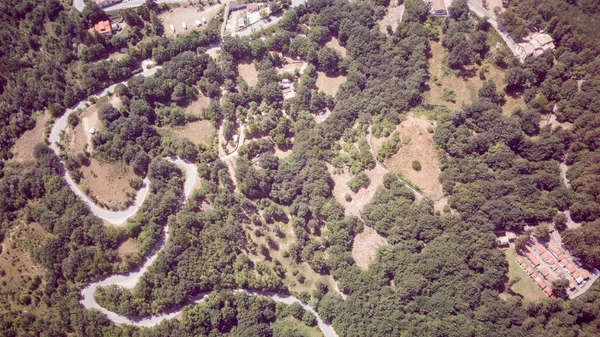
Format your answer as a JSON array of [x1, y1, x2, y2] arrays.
[[412, 160, 422, 171], [440, 88, 456, 102]]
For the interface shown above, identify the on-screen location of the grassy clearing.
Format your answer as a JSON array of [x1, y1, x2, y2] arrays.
[[325, 37, 347, 57], [0, 222, 48, 313], [426, 28, 524, 115], [271, 316, 324, 337], [10, 111, 51, 164], [352, 226, 387, 270], [238, 61, 259, 86], [505, 249, 547, 302], [373, 113, 444, 199], [315, 72, 346, 97]]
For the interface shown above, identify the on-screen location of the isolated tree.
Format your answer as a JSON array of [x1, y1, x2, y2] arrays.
[[447, 40, 473, 68], [554, 212, 567, 231], [448, 0, 469, 21], [533, 223, 550, 241], [551, 278, 570, 298]]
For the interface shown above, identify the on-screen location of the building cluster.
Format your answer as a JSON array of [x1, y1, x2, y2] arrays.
[[518, 32, 555, 58], [225, 1, 268, 34], [517, 242, 591, 298]]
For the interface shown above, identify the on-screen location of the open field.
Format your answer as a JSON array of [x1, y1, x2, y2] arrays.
[[271, 317, 324, 337], [378, 2, 404, 34], [505, 249, 547, 301], [160, 4, 221, 37], [170, 120, 213, 145], [10, 112, 50, 163], [352, 226, 387, 270], [0, 222, 47, 311], [327, 163, 387, 218], [117, 238, 140, 257], [184, 94, 210, 116], [316, 72, 346, 97], [325, 37, 347, 57], [78, 158, 138, 209], [426, 32, 525, 115], [373, 113, 444, 199], [238, 61, 259, 86]]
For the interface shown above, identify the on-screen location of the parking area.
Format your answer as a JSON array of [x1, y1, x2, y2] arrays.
[[160, 4, 222, 36]]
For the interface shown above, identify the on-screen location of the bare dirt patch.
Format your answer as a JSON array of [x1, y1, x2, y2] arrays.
[[184, 95, 211, 116], [352, 226, 387, 270], [327, 163, 387, 218], [325, 37, 347, 57], [238, 61, 259, 86], [167, 120, 214, 145], [79, 159, 137, 208], [117, 238, 139, 256], [378, 2, 404, 34], [373, 114, 444, 199], [10, 112, 50, 163], [160, 4, 222, 37], [426, 34, 524, 115], [315, 72, 346, 97]]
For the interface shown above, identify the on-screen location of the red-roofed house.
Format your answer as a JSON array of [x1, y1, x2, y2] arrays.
[[544, 287, 553, 296], [566, 264, 577, 273], [583, 270, 590, 280], [557, 253, 565, 261], [526, 267, 534, 275], [516, 256, 524, 265], [94, 20, 113, 37], [540, 268, 550, 277], [534, 243, 545, 253], [546, 274, 556, 283], [526, 252, 540, 266], [541, 251, 552, 262], [569, 282, 576, 290], [572, 270, 580, 279], [548, 245, 562, 256]]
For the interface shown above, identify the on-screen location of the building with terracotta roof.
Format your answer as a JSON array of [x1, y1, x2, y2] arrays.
[[566, 264, 577, 274], [540, 268, 550, 277], [546, 274, 556, 283], [543, 287, 553, 296], [526, 267, 534, 275], [572, 270, 580, 279], [525, 251, 540, 266], [534, 243, 544, 253], [583, 270, 590, 280], [516, 256, 524, 265], [94, 20, 113, 37]]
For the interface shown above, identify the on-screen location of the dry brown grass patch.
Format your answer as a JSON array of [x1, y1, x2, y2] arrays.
[[10, 112, 50, 163], [325, 37, 347, 57], [238, 61, 259, 86], [171, 120, 213, 145], [327, 163, 387, 218], [79, 158, 137, 208], [184, 95, 211, 116], [316, 72, 346, 97], [117, 238, 140, 256], [352, 226, 387, 270], [374, 113, 444, 199]]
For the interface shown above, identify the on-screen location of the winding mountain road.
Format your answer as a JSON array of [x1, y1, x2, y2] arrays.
[[49, 64, 337, 335]]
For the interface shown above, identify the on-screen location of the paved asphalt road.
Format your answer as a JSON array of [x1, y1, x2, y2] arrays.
[[48, 65, 161, 225]]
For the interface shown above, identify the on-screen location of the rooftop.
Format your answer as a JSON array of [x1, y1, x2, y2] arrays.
[[94, 20, 112, 35]]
